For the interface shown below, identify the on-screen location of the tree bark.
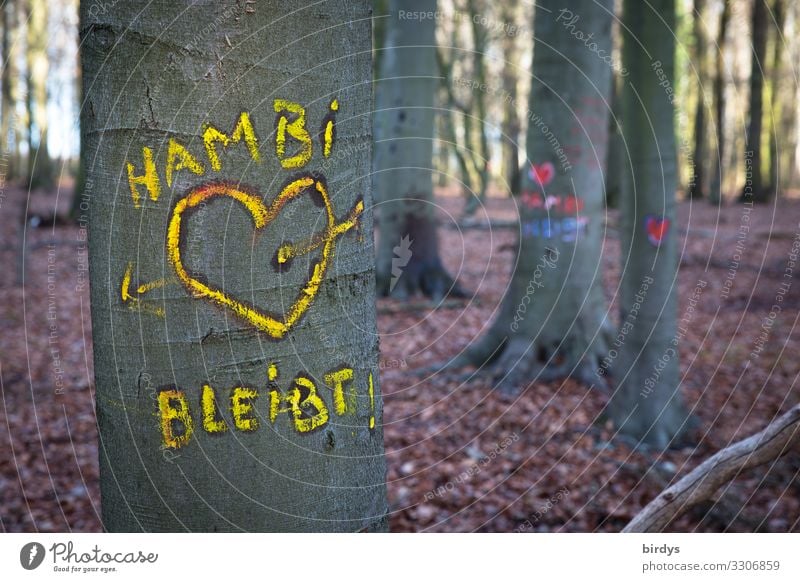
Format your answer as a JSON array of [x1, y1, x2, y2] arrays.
[[452, 0, 614, 390], [625, 405, 800, 532], [374, 0, 464, 299], [500, 2, 522, 198], [606, 0, 690, 448], [0, 2, 11, 172], [83, 0, 387, 532], [709, 0, 730, 205], [743, 0, 769, 202]]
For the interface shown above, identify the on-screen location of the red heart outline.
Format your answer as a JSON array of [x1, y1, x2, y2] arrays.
[[529, 162, 555, 187]]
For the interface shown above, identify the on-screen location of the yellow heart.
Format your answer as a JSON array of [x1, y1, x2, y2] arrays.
[[166, 176, 363, 339]]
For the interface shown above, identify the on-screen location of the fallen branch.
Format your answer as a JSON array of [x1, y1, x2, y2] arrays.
[[624, 404, 800, 532]]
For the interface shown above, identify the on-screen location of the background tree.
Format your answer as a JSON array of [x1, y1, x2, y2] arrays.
[[449, 0, 614, 388], [743, 0, 768, 202], [606, 0, 690, 448], [25, 0, 54, 190], [709, 0, 730, 205], [499, 1, 522, 197], [766, 0, 786, 195], [688, 0, 708, 199], [83, 0, 387, 531], [374, 0, 464, 298]]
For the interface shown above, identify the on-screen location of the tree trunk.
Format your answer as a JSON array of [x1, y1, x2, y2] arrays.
[[0, 2, 11, 172], [374, 0, 464, 298], [709, 0, 730, 205], [500, 2, 521, 197], [767, 0, 785, 195], [82, 0, 387, 532], [687, 0, 707, 199], [606, 0, 690, 448], [25, 0, 53, 190], [452, 0, 614, 389], [606, 71, 623, 208], [743, 0, 768, 202]]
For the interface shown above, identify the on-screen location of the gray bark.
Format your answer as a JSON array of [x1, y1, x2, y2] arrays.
[[688, 0, 707, 199], [606, 0, 690, 448], [454, 0, 614, 390], [83, 0, 387, 532]]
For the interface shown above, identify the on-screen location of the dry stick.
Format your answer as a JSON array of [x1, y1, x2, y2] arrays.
[[624, 404, 800, 533]]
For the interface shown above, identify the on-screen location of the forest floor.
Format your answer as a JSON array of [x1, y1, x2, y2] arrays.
[[1, 183, 799, 532]]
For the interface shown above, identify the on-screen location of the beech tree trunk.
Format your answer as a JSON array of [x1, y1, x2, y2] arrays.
[[25, 0, 53, 190], [500, 2, 522, 197], [83, 0, 387, 532], [374, 0, 463, 299], [767, 0, 785, 195], [743, 0, 768, 202], [452, 0, 614, 389], [606, 0, 690, 448], [709, 0, 730, 205], [688, 0, 707, 199]]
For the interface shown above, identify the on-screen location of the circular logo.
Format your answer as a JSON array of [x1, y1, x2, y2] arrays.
[[19, 542, 46, 570]]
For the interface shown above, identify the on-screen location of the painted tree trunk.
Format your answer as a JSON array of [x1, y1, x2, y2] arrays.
[[606, 0, 690, 448], [709, 0, 730, 205], [743, 0, 768, 202], [82, 0, 387, 532], [374, 0, 463, 299], [455, 0, 614, 389]]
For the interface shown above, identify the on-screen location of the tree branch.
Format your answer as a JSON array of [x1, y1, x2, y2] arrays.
[[624, 404, 800, 532]]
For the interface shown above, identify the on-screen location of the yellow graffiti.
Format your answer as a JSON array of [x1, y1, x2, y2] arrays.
[[203, 112, 260, 172], [127, 146, 161, 208], [165, 138, 205, 187], [368, 372, 375, 429], [289, 376, 329, 433], [231, 387, 259, 431], [120, 262, 173, 318], [201, 384, 228, 434], [274, 99, 312, 169], [325, 367, 355, 416], [166, 177, 363, 339], [158, 389, 193, 449]]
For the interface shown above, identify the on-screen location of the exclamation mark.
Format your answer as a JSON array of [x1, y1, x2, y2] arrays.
[[368, 372, 375, 429], [322, 98, 338, 157]]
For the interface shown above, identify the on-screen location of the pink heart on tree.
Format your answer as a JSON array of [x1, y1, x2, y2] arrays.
[[529, 162, 555, 187], [645, 215, 670, 246]]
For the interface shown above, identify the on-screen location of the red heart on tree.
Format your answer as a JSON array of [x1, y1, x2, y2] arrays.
[[645, 215, 670, 246], [529, 162, 555, 186]]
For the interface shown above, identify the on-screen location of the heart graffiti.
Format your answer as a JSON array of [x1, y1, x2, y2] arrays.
[[166, 176, 363, 339], [529, 161, 556, 187], [644, 215, 670, 247]]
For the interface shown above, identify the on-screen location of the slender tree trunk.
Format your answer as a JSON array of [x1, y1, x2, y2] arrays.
[[710, 0, 730, 205], [1, 2, 10, 172], [606, 71, 623, 208], [688, 0, 707, 199], [452, 0, 614, 389], [374, 0, 464, 298], [743, 0, 768, 202], [25, 0, 52, 190], [767, 0, 785, 195], [606, 0, 690, 448], [462, 0, 490, 218], [83, 0, 387, 532]]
